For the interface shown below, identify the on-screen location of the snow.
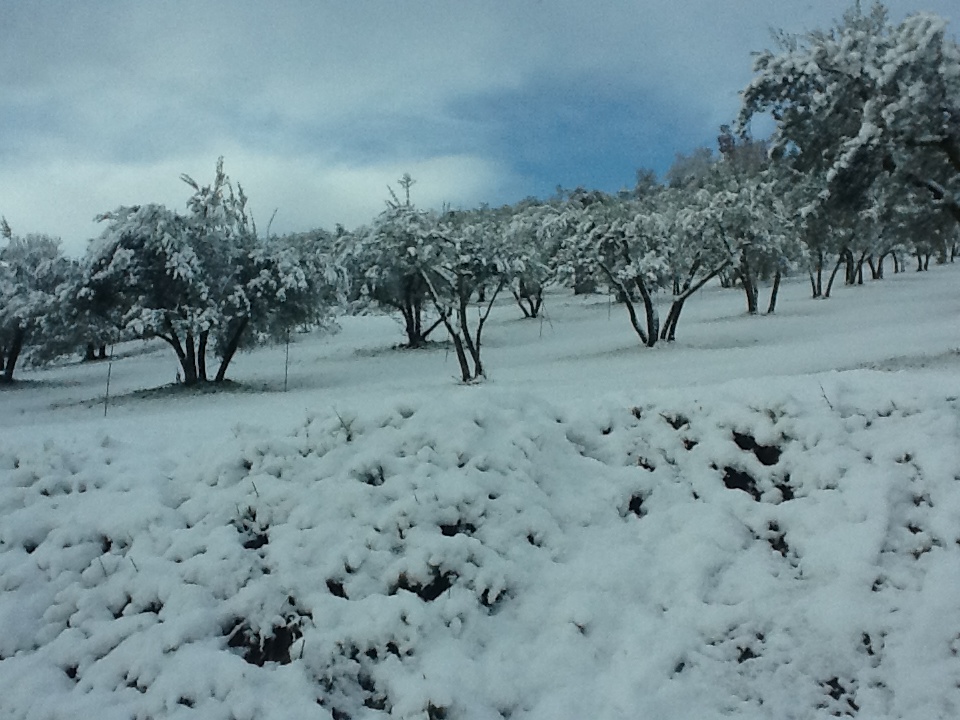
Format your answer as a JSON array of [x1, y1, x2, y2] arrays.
[[2, 265, 960, 719]]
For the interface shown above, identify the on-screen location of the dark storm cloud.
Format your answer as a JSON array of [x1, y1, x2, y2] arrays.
[[0, 0, 954, 254]]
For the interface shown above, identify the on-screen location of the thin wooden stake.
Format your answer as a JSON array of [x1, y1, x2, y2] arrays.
[[539, 299, 554, 339], [284, 331, 290, 392], [103, 346, 114, 417]]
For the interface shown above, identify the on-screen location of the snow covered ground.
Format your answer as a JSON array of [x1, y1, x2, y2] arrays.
[[2, 266, 960, 719]]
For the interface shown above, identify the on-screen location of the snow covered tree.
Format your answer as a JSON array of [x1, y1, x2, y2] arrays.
[[341, 179, 446, 348], [552, 190, 668, 347], [665, 147, 715, 190], [411, 207, 517, 382], [740, 3, 960, 226], [81, 159, 340, 385], [345, 207, 441, 348], [25, 258, 116, 365], [498, 199, 556, 319], [882, 180, 958, 271], [83, 204, 211, 384], [713, 136, 801, 314], [0, 226, 72, 382], [650, 152, 735, 340], [657, 186, 734, 340]]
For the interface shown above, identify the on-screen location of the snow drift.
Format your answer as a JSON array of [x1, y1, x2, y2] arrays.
[[2, 371, 960, 719]]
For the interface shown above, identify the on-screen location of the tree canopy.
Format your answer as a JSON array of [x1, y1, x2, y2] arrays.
[[82, 159, 343, 385]]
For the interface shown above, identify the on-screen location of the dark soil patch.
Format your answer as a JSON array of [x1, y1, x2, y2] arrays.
[[625, 493, 646, 518], [226, 619, 302, 666], [234, 506, 269, 549], [661, 413, 690, 430], [440, 519, 477, 537], [327, 579, 348, 599], [392, 569, 457, 602], [775, 478, 795, 501], [821, 677, 860, 715], [733, 431, 782, 466], [723, 466, 761, 501], [767, 522, 789, 557]]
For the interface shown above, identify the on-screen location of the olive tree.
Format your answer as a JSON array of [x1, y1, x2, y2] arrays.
[[81, 159, 341, 385]]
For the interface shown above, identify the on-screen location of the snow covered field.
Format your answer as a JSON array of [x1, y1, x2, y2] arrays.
[[2, 266, 960, 719]]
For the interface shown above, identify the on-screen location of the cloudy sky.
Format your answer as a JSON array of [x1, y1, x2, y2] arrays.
[[1, 1, 955, 255]]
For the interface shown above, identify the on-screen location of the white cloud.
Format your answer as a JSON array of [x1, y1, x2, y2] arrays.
[[0, 150, 517, 256], [216, 149, 520, 236]]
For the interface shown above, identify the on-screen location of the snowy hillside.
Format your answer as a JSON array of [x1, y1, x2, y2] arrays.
[[2, 267, 960, 719]]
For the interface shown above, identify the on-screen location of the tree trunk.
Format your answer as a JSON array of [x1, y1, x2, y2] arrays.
[[2, 326, 25, 383], [401, 303, 419, 347], [766, 270, 782, 314], [844, 249, 857, 285], [458, 277, 504, 380], [413, 295, 423, 340], [659, 259, 730, 342], [458, 288, 482, 378], [159, 320, 196, 385], [215, 317, 250, 382], [430, 295, 474, 383], [418, 270, 499, 383], [397, 290, 439, 347], [528, 291, 543, 318], [512, 279, 543, 318], [621, 293, 649, 345], [198, 331, 208, 382], [573, 268, 596, 295], [809, 250, 824, 298], [632, 276, 659, 346], [85, 342, 97, 362], [815, 251, 824, 296], [740, 252, 759, 314], [853, 250, 868, 284], [421, 314, 445, 341], [824, 254, 845, 298], [598, 264, 649, 345], [512, 289, 533, 318], [874, 254, 885, 279], [473, 279, 504, 376], [183, 332, 199, 385], [661, 300, 685, 342], [449, 331, 472, 382]]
